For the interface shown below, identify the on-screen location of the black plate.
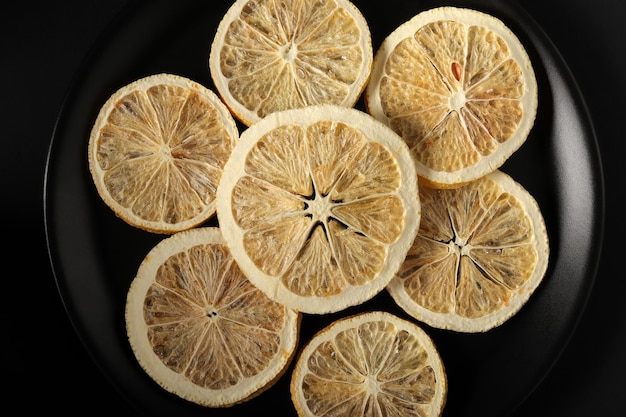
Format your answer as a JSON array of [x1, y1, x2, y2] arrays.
[[44, 0, 604, 415]]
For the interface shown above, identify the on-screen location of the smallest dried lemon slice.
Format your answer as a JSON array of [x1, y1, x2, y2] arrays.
[[387, 170, 549, 332], [88, 73, 238, 234], [209, 0, 373, 126], [291, 311, 447, 417], [125, 227, 300, 407], [366, 7, 538, 188]]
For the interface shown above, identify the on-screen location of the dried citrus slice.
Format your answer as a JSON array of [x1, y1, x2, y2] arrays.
[[125, 227, 300, 407], [88, 73, 238, 234], [209, 0, 373, 126], [216, 105, 420, 314], [291, 311, 447, 417], [365, 7, 538, 188], [387, 170, 549, 332]]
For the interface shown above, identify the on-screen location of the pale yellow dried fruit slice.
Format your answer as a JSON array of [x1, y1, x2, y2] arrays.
[[125, 227, 300, 407], [88, 73, 238, 234], [387, 170, 549, 332], [291, 311, 447, 417], [216, 105, 420, 314], [209, 0, 373, 126], [365, 7, 538, 188]]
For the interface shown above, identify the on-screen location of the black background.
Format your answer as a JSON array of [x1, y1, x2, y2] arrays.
[[4, 0, 624, 415]]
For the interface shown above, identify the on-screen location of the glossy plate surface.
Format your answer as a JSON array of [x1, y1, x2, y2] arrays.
[[45, 0, 603, 415]]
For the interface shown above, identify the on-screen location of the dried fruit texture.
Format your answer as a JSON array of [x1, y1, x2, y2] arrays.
[[291, 311, 447, 417], [387, 170, 549, 332], [125, 227, 300, 407], [209, 0, 373, 126], [88, 73, 238, 233], [216, 105, 420, 314], [366, 7, 537, 188]]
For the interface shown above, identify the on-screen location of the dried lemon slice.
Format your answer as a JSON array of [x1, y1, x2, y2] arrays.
[[365, 7, 538, 188], [125, 227, 300, 407], [209, 0, 373, 126], [88, 73, 238, 234], [387, 170, 549, 332], [291, 311, 447, 417], [216, 105, 420, 314]]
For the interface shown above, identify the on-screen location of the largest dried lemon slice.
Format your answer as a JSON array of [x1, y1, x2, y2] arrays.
[[216, 105, 420, 314], [88, 73, 238, 234], [125, 227, 300, 407], [209, 0, 373, 126], [365, 7, 538, 187], [291, 311, 447, 417], [387, 170, 549, 332]]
